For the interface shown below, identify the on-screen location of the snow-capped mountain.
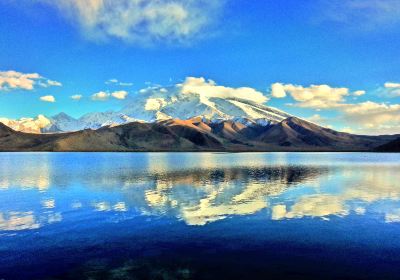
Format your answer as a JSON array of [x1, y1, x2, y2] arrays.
[[45, 93, 291, 132], [2, 79, 293, 133], [120, 88, 291, 123], [43, 112, 85, 132]]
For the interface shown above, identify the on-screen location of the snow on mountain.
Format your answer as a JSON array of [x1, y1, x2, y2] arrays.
[[43, 112, 84, 132], [118, 77, 291, 124], [2, 77, 293, 133], [43, 111, 140, 132]]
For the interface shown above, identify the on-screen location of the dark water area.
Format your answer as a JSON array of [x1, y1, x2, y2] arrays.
[[0, 152, 400, 279]]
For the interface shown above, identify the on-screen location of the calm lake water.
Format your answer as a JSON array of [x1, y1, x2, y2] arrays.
[[1, 152, 400, 279]]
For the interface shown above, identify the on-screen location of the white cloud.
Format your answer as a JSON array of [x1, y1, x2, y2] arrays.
[[40, 95, 56, 103], [41, 0, 225, 45], [320, 0, 400, 31], [71, 94, 83, 100], [106, 79, 133, 86], [304, 100, 400, 135], [47, 79, 62, 87], [270, 81, 400, 134], [145, 98, 167, 111], [306, 114, 327, 125], [341, 101, 400, 134], [353, 90, 366, 96], [271, 83, 350, 108], [383, 82, 400, 97], [384, 82, 400, 89], [271, 83, 287, 98], [0, 70, 62, 91], [111, 90, 128, 100], [0, 114, 51, 133], [92, 90, 128, 101], [91, 91, 109, 101], [0, 71, 40, 90], [180, 77, 268, 104]]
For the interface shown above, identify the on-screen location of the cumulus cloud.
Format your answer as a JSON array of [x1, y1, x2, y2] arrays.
[[111, 90, 128, 100], [341, 101, 400, 134], [91, 91, 109, 101], [145, 98, 168, 111], [92, 90, 128, 101], [271, 83, 351, 108], [71, 94, 83, 100], [0, 115, 51, 133], [180, 77, 268, 104], [0, 70, 61, 91], [353, 90, 366, 96], [271, 83, 369, 109], [40, 95, 56, 102], [270, 81, 400, 134], [0, 71, 39, 90], [40, 0, 225, 45], [271, 83, 287, 98]]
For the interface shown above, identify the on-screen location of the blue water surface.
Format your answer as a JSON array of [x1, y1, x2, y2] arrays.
[[0, 152, 400, 279]]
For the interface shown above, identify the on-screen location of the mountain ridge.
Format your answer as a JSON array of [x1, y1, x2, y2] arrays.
[[1, 91, 294, 133], [0, 117, 398, 152]]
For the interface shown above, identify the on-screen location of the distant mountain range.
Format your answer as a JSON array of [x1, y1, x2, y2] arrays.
[[0, 116, 398, 152], [0, 91, 292, 133], [1, 90, 399, 152]]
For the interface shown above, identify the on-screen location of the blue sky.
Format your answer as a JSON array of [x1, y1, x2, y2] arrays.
[[1, 0, 400, 134]]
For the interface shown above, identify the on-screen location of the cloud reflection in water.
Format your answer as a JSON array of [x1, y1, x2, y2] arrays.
[[0, 153, 399, 231]]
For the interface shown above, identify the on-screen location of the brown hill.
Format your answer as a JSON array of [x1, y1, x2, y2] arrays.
[[256, 117, 393, 151], [0, 118, 398, 152]]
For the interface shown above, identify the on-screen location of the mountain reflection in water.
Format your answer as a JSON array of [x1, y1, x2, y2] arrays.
[[1, 152, 400, 279]]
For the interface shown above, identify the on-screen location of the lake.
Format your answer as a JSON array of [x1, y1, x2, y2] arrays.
[[1, 152, 400, 279]]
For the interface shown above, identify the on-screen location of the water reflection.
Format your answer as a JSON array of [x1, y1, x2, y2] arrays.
[[0, 212, 40, 231], [128, 166, 326, 225], [0, 153, 399, 231], [270, 165, 400, 221], [0, 211, 62, 231]]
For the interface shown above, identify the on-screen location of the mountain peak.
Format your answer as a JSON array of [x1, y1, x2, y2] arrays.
[[52, 112, 75, 120]]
